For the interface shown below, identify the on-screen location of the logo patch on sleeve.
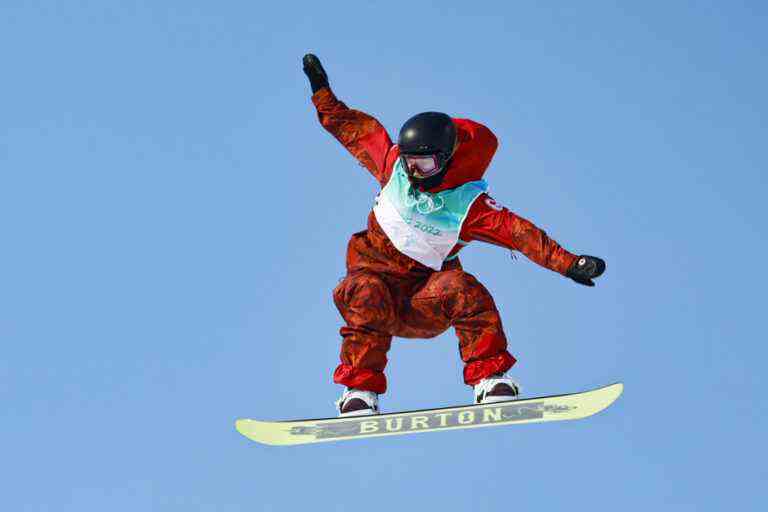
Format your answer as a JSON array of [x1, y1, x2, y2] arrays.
[[485, 197, 504, 211]]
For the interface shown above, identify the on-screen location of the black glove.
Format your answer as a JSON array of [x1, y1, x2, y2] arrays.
[[302, 53, 329, 94], [566, 255, 606, 287]]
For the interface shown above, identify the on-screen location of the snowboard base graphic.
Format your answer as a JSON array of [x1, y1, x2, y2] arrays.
[[235, 382, 623, 446]]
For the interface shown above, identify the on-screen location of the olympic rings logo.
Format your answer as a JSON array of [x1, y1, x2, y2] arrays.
[[406, 192, 445, 215]]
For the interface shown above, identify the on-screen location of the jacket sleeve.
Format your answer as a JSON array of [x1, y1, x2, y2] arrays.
[[311, 87, 394, 186], [460, 193, 578, 275]]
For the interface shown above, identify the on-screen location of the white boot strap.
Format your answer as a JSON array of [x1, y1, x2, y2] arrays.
[[342, 389, 378, 407], [474, 375, 521, 402], [335, 388, 379, 416]]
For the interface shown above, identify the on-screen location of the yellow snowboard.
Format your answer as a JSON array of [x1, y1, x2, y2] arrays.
[[236, 382, 623, 446]]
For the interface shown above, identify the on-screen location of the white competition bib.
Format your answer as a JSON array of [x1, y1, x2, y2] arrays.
[[373, 159, 487, 270]]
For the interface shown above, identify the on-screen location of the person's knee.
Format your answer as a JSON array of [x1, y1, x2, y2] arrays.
[[333, 272, 393, 311], [425, 270, 497, 318]]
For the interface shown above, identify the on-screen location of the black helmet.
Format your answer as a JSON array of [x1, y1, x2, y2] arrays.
[[398, 112, 457, 187]]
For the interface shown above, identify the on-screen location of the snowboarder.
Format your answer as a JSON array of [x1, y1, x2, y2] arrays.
[[302, 54, 606, 417]]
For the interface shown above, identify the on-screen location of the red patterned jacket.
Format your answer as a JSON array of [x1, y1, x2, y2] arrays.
[[312, 88, 577, 277]]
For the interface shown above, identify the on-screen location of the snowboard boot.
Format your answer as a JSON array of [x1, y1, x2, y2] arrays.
[[474, 373, 520, 404], [335, 388, 379, 417]]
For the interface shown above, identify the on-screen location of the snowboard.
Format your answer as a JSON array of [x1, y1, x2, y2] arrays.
[[235, 382, 623, 446]]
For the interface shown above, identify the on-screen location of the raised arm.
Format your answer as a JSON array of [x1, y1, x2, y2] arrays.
[[461, 195, 606, 285], [303, 54, 394, 186]]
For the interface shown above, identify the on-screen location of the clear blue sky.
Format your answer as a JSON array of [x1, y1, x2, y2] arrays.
[[2, 1, 766, 510]]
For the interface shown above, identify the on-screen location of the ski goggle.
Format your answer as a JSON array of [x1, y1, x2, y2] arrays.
[[402, 154, 442, 179]]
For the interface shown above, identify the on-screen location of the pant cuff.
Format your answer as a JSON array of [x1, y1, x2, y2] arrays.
[[333, 364, 387, 394], [463, 352, 517, 386]]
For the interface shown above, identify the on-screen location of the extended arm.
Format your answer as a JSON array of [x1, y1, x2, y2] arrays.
[[462, 194, 577, 274], [461, 195, 606, 285], [303, 54, 394, 186]]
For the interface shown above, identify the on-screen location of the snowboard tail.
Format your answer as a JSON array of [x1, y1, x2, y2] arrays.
[[235, 382, 623, 446]]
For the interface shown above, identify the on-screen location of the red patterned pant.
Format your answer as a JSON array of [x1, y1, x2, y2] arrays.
[[332, 269, 516, 394]]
